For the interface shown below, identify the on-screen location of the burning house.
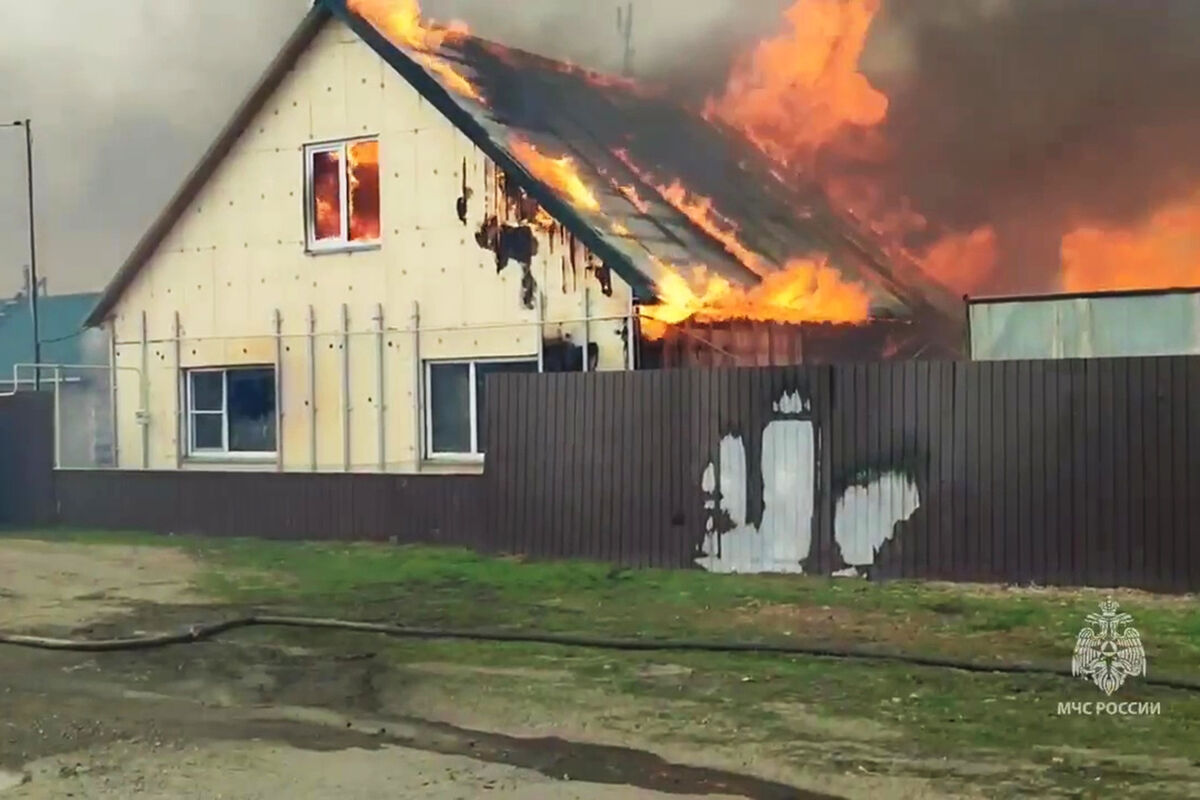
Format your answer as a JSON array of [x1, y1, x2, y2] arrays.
[[82, 0, 978, 473]]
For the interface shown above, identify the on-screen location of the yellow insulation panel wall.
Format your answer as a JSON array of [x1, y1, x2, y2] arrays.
[[106, 19, 637, 473]]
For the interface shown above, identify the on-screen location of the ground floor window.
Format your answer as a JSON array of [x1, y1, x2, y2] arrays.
[[185, 367, 277, 456], [425, 359, 538, 457]]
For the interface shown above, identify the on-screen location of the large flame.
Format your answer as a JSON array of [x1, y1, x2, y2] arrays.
[[706, 0, 1003, 295], [509, 139, 601, 212], [347, 139, 381, 241], [918, 226, 998, 296], [641, 259, 871, 340], [1062, 193, 1200, 292], [709, 0, 1200, 297], [348, 0, 481, 101], [707, 0, 887, 169]]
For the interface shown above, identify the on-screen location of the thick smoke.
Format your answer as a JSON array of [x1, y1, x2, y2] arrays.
[[428, 0, 788, 95], [435, 0, 1200, 293], [10, 1, 1193, 298], [858, 0, 1200, 292]]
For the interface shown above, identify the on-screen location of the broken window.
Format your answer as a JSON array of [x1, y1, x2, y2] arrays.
[[425, 359, 538, 458], [304, 138, 380, 250], [185, 367, 277, 457]]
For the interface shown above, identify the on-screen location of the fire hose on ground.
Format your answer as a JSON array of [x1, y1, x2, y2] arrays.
[[0, 615, 1197, 693]]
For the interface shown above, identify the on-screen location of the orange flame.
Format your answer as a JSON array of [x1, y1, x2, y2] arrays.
[[640, 258, 871, 340], [659, 181, 772, 276], [311, 150, 342, 241], [707, 0, 888, 169], [709, 0, 1010, 296], [614, 183, 650, 214], [510, 139, 601, 212], [1062, 193, 1200, 292], [347, 140, 381, 241], [613, 149, 772, 277], [919, 226, 998, 296], [348, 0, 482, 101]]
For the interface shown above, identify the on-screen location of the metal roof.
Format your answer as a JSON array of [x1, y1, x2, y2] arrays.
[[87, 0, 962, 331], [968, 285, 1200, 306], [0, 292, 101, 380]]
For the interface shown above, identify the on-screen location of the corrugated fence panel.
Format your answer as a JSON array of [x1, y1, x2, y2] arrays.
[[483, 358, 1200, 591], [52, 470, 484, 545], [0, 393, 55, 526], [4, 356, 1199, 592]]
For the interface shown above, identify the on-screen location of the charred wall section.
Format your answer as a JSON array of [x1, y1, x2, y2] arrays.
[[638, 319, 959, 369]]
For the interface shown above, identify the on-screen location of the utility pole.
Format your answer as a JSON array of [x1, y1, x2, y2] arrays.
[[5, 119, 40, 390], [617, 2, 635, 77]]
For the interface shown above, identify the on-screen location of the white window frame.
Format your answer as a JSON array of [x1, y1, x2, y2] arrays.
[[424, 357, 538, 461], [303, 136, 381, 253], [184, 366, 278, 460]]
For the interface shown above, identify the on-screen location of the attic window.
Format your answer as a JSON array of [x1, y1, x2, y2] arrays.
[[304, 137, 380, 251]]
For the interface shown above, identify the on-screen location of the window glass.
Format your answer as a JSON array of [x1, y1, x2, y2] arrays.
[[191, 414, 223, 451], [227, 369, 277, 453], [429, 363, 472, 454], [475, 361, 538, 453], [348, 140, 381, 242], [190, 371, 223, 412], [310, 149, 342, 241]]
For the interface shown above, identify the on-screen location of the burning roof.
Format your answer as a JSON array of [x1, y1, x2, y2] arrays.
[[86, 0, 963, 339], [331, 0, 962, 337]]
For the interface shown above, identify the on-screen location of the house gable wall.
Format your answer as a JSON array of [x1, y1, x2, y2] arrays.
[[108, 19, 633, 472]]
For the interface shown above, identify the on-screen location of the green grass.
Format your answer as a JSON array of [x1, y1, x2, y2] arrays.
[[9, 528, 1200, 797], [14, 528, 1200, 675]]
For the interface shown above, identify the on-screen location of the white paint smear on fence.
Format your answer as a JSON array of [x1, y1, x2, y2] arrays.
[[698, 421, 815, 574], [833, 472, 921, 567]]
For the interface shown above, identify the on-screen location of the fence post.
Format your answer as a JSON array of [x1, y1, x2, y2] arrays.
[[341, 303, 351, 472], [173, 312, 182, 469], [53, 365, 62, 469], [412, 301, 422, 472], [536, 291, 545, 373], [274, 308, 284, 472], [375, 303, 386, 473], [108, 326, 119, 468], [582, 284, 591, 373], [140, 311, 149, 470], [308, 305, 317, 472]]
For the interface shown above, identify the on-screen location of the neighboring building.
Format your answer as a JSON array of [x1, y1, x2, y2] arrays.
[[969, 287, 1200, 360], [84, 0, 959, 474], [0, 289, 102, 390], [0, 288, 112, 468]]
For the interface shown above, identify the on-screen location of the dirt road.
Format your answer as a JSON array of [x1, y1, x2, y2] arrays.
[[0, 539, 875, 799], [9, 535, 1185, 798]]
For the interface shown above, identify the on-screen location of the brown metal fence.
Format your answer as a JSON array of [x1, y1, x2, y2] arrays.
[[2, 357, 1198, 591], [54, 470, 487, 548], [484, 358, 1200, 592]]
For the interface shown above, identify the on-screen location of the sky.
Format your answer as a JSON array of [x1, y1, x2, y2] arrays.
[[0, 0, 780, 299]]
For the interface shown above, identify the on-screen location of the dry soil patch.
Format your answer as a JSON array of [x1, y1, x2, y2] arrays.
[[0, 539, 206, 630]]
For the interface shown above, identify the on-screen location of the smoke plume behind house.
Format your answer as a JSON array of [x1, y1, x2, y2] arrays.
[[2, 0, 1198, 299]]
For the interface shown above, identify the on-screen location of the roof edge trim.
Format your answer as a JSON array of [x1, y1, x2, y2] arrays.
[[84, 6, 331, 328], [323, 0, 657, 302]]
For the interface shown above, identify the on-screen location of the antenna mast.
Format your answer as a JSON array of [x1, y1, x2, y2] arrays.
[[617, 2, 635, 77]]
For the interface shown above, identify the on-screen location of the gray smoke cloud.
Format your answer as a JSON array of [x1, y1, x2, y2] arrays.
[[5, 0, 1193, 301], [856, 0, 1200, 292], [0, 0, 767, 298], [0, 0, 307, 297]]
